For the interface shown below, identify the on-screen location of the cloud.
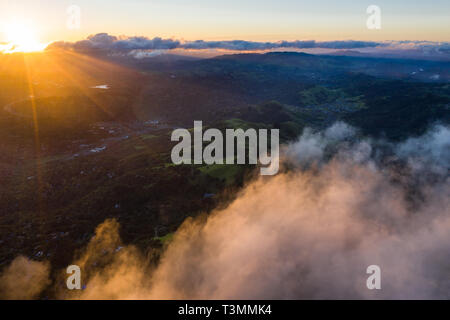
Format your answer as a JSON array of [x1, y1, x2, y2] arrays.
[[128, 49, 168, 59], [0, 256, 50, 299], [180, 40, 385, 51], [2, 123, 449, 299], [181, 39, 279, 50], [395, 124, 450, 175], [144, 124, 450, 299], [357, 41, 450, 60], [113, 37, 179, 51], [46, 33, 387, 54], [284, 122, 358, 166], [386, 41, 450, 54], [46, 33, 179, 53], [280, 40, 384, 49], [45, 34, 450, 60]]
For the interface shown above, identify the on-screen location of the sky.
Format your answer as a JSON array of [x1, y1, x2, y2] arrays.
[[0, 0, 449, 45]]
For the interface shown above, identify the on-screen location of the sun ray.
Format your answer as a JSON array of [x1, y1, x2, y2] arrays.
[[49, 51, 157, 148], [22, 53, 44, 215], [60, 51, 162, 150]]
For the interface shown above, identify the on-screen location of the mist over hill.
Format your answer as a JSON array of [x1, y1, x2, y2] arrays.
[[2, 122, 449, 299]]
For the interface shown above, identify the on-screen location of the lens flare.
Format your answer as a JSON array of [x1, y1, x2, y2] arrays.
[[2, 20, 46, 53]]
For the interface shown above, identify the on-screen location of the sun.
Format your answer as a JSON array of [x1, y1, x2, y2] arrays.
[[2, 20, 46, 53]]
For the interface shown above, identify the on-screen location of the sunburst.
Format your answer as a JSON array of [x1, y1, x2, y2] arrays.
[[2, 20, 46, 53]]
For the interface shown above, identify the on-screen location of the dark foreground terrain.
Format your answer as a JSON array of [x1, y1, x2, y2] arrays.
[[0, 51, 449, 298]]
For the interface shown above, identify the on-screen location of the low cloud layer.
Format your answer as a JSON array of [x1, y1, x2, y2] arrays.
[[180, 39, 383, 51], [0, 256, 50, 299], [47, 33, 180, 53], [47, 34, 385, 53], [1, 123, 449, 299], [46, 33, 450, 60]]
